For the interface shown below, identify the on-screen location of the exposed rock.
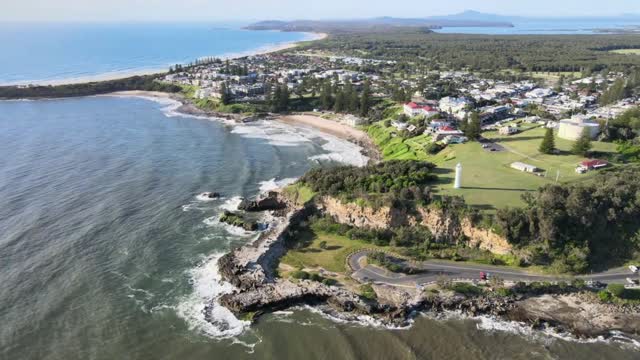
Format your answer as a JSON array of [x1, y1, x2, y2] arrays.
[[320, 196, 411, 229], [239, 191, 287, 212], [320, 196, 511, 253], [507, 293, 640, 337], [461, 218, 512, 255], [417, 207, 463, 243], [219, 211, 259, 231]]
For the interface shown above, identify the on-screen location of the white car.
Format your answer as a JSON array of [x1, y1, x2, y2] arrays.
[[629, 265, 638, 273]]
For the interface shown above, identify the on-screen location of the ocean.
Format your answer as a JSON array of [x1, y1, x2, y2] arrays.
[[0, 23, 311, 85]]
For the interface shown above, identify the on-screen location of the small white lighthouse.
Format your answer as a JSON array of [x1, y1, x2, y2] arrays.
[[454, 163, 462, 189]]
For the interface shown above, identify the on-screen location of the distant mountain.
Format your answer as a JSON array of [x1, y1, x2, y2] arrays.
[[245, 16, 514, 33]]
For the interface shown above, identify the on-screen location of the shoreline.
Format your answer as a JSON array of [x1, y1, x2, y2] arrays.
[[215, 195, 640, 343], [104, 90, 380, 161], [0, 31, 327, 87]]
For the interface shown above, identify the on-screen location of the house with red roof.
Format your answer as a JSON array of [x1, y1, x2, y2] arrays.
[[403, 102, 439, 118], [576, 159, 608, 173]]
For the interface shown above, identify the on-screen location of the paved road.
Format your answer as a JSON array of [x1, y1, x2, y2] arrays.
[[349, 251, 636, 288]]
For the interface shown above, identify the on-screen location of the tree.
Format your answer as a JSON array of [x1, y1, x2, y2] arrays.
[[360, 80, 372, 117], [320, 80, 333, 110], [571, 127, 593, 156], [464, 112, 482, 140], [333, 88, 346, 112], [539, 128, 556, 154], [278, 84, 290, 112], [270, 85, 282, 112], [219, 82, 231, 105]]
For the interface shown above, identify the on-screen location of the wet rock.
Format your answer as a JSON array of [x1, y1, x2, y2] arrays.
[[238, 191, 286, 212]]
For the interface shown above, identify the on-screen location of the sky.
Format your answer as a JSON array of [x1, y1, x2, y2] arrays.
[[2, 0, 640, 22]]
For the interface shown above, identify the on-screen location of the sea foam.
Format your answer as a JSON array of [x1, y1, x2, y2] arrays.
[[175, 253, 250, 339]]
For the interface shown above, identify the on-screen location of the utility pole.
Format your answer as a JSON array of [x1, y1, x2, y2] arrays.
[[555, 170, 560, 183]]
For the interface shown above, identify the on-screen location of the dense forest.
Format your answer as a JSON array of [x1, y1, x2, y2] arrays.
[[0, 75, 181, 99], [301, 31, 640, 72], [495, 167, 640, 272]]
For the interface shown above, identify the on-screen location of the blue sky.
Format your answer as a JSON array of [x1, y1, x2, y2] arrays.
[[2, 0, 640, 22]]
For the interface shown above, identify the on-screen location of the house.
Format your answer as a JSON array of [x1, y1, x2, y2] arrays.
[[391, 121, 408, 131], [432, 126, 464, 142], [403, 102, 439, 118], [443, 135, 468, 144], [439, 97, 472, 115], [342, 115, 367, 127], [498, 125, 519, 136], [511, 162, 538, 173], [577, 159, 609, 173]]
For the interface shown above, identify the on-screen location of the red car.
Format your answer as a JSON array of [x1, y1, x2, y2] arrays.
[[480, 272, 487, 280]]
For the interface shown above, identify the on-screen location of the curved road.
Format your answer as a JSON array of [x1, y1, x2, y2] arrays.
[[349, 251, 636, 288]]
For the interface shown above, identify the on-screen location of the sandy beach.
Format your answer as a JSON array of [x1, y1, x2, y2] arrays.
[[5, 32, 327, 87], [277, 113, 380, 161]]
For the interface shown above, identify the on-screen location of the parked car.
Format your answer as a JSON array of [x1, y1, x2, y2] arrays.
[[630, 265, 639, 273], [479, 272, 487, 280], [626, 278, 639, 285]]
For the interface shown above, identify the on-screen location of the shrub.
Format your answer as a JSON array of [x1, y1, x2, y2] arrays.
[[309, 273, 323, 282], [291, 270, 310, 280], [322, 278, 338, 286], [598, 290, 613, 302], [360, 284, 377, 300], [607, 283, 626, 298], [318, 241, 328, 250]]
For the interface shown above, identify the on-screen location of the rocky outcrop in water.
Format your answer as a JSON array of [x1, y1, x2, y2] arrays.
[[238, 191, 287, 212]]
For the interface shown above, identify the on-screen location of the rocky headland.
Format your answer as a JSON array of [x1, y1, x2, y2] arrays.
[[210, 190, 640, 340]]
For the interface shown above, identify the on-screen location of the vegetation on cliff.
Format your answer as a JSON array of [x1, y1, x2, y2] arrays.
[[299, 160, 438, 207], [495, 167, 640, 272]]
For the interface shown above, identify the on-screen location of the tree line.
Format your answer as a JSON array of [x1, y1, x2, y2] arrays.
[[0, 76, 181, 99]]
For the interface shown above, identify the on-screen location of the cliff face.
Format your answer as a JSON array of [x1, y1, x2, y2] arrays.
[[320, 196, 410, 229], [320, 196, 512, 255]]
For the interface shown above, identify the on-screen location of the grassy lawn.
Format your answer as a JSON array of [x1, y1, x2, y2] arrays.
[[432, 126, 618, 210], [280, 228, 390, 273], [610, 49, 640, 55], [368, 123, 432, 160], [283, 183, 317, 206]]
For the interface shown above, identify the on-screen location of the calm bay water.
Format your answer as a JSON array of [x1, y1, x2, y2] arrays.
[[0, 23, 309, 84], [0, 96, 638, 359], [437, 18, 640, 34]]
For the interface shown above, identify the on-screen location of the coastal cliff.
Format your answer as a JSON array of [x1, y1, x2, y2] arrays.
[[319, 196, 512, 254]]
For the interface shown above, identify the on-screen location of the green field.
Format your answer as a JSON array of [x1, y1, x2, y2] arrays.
[[435, 126, 617, 209], [280, 228, 390, 273], [610, 49, 640, 55], [368, 121, 618, 210]]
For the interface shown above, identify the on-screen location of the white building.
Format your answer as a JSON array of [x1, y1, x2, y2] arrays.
[[342, 115, 367, 127], [498, 125, 519, 135], [557, 116, 600, 141], [511, 162, 538, 173], [439, 97, 472, 115]]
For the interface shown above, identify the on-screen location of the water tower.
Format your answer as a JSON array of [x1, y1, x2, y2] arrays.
[[454, 163, 462, 189]]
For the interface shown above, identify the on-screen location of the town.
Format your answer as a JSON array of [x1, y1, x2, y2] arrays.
[[163, 50, 640, 208]]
